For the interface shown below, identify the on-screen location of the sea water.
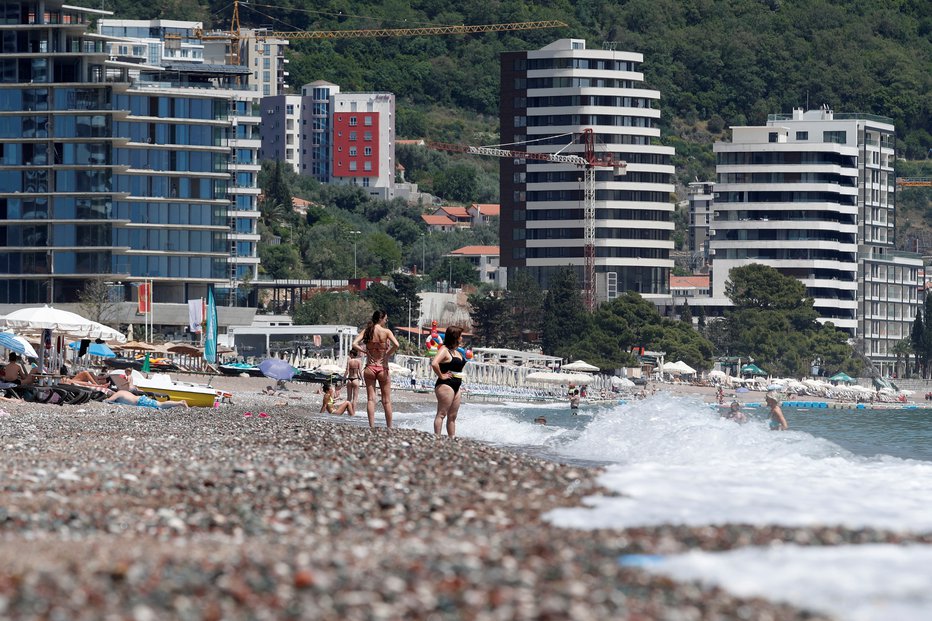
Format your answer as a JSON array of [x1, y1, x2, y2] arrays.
[[393, 393, 932, 621]]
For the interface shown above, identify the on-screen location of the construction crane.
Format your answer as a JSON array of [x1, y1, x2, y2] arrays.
[[896, 177, 932, 187], [430, 129, 625, 311], [194, 0, 567, 64]]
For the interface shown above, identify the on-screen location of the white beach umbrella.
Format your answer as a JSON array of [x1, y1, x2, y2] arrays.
[[317, 362, 344, 375], [611, 376, 635, 388], [389, 362, 412, 377], [562, 360, 600, 373], [0, 305, 125, 342]]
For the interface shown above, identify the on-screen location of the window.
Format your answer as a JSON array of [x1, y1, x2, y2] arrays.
[[796, 131, 808, 140], [349, 147, 357, 156], [768, 132, 778, 143], [364, 161, 372, 171], [349, 116, 357, 126], [349, 161, 357, 171], [349, 131, 357, 141], [823, 130, 846, 144], [363, 132, 372, 141], [364, 116, 373, 126], [364, 146, 372, 156]]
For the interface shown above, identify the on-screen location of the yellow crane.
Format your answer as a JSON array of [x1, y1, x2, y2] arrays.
[[194, 0, 567, 64]]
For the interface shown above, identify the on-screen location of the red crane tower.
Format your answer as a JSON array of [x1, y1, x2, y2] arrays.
[[430, 129, 624, 310]]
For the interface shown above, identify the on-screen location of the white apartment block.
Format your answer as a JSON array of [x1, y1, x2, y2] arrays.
[[711, 107, 920, 374], [500, 39, 676, 302]]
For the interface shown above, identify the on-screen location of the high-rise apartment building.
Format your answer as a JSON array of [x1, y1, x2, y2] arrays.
[[500, 39, 675, 301], [710, 107, 920, 374], [687, 181, 715, 264], [0, 3, 262, 306], [260, 82, 395, 200]]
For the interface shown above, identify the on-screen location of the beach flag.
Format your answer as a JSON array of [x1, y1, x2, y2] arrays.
[[204, 285, 218, 365], [142, 353, 151, 373]]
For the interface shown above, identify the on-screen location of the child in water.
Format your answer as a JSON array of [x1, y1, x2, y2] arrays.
[[723, 400, 747, 424]]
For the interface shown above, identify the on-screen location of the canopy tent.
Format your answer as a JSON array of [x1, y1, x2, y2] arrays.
[[661, 361, 697, 375], [561, 360, 600, 373], [740, 363, 767, 376], [525, 371, 594, 385], [0, 306, 125, 342], [829, 371, 855, 383], [0, 332, 39, 358], [610, 376, 636, 389], [67, 341, 116, 358]]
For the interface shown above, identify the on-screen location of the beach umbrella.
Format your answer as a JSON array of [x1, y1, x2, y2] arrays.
[[562, 360, 600, 373], [0, 331, 38, 358], [829, 372, 855, 383], [317, 362, 344, 375], [117, 340, 156, 352], [67, 341, 116, 358], [0, 305, 125, 342], [740, 363, 766, 376], [167, 343, 202, 356], [259, 358, 297, 381]]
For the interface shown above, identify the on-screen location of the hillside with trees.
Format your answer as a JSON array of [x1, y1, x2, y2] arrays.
[[102, 0, 931, 164]]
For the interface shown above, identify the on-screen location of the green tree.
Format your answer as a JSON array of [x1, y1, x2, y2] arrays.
[[911, 306, 925, 377], [679, 300, 692, 325], [429, 256, 480, 288], [541, 268, 590, 357], [505, 270, 544, 347], [468, 292, 511, 347], [293, 292, 373, 327], [259, 245, 305, 279], [431, 162, 480, 203]]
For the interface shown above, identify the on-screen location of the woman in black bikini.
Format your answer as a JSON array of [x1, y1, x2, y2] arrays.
[[352, 310, 400, 429], [430, 326, 465, 437]]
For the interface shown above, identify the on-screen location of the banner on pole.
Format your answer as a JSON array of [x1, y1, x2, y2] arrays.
[[138, 282, 151, 313]]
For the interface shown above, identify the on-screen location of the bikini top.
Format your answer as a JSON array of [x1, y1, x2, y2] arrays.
[[439, 354, 466, 374]]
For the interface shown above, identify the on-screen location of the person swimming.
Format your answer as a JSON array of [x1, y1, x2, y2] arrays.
[[766, 392, 788, 430]]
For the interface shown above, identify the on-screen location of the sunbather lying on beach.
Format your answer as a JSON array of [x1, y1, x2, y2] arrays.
[[105, 390, 188, 409]]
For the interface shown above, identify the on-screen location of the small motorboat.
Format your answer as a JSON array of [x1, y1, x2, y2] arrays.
[[219, 362, 265, 377], [129, 371, 219, 408]]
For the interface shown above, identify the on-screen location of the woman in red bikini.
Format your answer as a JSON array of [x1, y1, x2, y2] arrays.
[[343, 348, 363, 411], [352, 310, 400, 429]]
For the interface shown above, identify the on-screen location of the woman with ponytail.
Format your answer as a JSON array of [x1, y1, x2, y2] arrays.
[[352, 310, 400, 429]]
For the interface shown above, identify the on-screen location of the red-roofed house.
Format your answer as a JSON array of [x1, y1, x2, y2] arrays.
[[432, 205, 471, 224], [422, 213, 457, 232], [670, 275, 710, 298], [468, 203, 500, 225], [449, 245, 502, 285]]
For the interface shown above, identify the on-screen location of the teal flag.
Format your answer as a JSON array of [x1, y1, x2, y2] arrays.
[[204, 285, 218, 364], [141, 352, 151, 373]]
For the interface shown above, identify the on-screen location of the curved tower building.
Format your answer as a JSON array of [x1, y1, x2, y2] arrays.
[[500, 38, 675, 302]]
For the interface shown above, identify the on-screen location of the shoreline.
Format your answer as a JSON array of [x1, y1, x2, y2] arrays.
[[0, 379, 925, 619]]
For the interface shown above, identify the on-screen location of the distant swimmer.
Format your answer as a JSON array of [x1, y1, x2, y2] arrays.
[[766, 392, 788, 430], [568, 384, 581, 414], [534, 416, 547, 425], [723, 400, 747, 424]]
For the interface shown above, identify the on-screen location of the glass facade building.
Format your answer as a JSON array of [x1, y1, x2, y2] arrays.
[[0, 4, 261, 305]]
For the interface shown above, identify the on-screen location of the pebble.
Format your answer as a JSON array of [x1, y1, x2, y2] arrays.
[[0, 393, 910, 620]]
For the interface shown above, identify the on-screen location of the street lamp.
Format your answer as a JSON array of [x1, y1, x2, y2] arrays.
[[349, 230, 361, 279]]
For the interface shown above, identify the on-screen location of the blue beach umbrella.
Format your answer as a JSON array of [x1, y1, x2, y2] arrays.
[[259, 358, 297, 382], [0, 331, 38, 358], [68, 341, 116, 358]]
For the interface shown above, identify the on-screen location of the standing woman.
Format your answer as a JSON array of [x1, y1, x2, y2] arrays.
[[353, 310, 400, 429], [430, 326, 465, 437], [344, 348, 363, 411]]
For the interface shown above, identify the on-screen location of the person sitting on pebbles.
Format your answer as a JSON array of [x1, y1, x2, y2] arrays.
[[105, 390, 189, 410], [319, 382, 354, 416]]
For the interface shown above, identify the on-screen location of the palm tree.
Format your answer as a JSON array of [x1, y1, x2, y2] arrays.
[[892, 338, 912, 378]]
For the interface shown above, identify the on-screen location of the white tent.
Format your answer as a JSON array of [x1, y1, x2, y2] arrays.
[[0, 306, 125, 342], [672, 360, 696, 375], [610, 376, 635, 388], [562, 360, 600, 373], [526, 371, 593, 385]]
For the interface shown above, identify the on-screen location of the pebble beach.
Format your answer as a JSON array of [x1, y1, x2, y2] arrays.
[[2, 378, 926, 620]]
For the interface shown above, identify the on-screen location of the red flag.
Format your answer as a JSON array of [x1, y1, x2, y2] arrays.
[[138, 283, 151, 313]]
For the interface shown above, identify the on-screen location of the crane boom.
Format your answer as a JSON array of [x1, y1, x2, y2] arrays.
[[255, 20, 569, 40], [430, 130, 624, 311], [896, 177, 932, 187]]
